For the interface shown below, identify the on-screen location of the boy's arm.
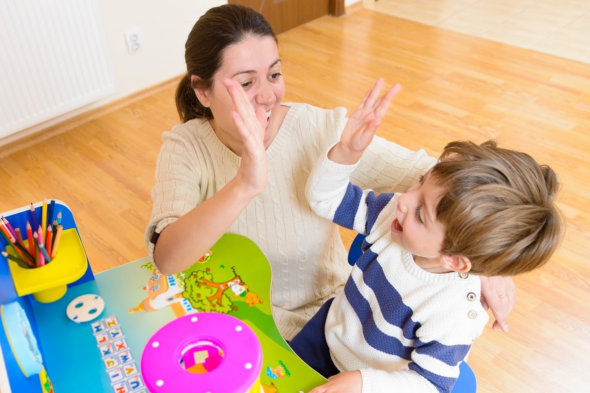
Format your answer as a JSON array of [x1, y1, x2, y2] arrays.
[[305, 79, 400, 232], [328, 79, 401, 165]]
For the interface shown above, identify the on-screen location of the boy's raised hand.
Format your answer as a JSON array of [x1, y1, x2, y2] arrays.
[[328, 78, 402, 165]]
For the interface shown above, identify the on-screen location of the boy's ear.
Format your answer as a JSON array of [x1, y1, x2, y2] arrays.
[[191, 75, 210, 107], [441, 255, 472, 273]]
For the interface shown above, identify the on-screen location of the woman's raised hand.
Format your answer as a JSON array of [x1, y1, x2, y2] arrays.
[[329, 78, 402, 165], [224, 78, 268, 197]]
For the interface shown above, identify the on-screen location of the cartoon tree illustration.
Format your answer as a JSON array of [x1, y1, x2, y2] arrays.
[[183, 270, 234, 313]]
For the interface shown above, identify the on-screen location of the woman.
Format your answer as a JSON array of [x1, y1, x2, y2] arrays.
[[145, 4, 513, 340]]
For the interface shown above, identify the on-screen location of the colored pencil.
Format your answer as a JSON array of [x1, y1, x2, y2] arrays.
[[51, 218, 58, 240], [1, 230, 36, 268], [47, 200, 55, 231], [14, 227, 26, 248], [45, 225, 53, 257], [56, 211, 62, 225], [41, 200, 47, 240], [11, 237, 36, 267], [1, 217, 17, 239], [0, 222, 11, 241], [1, 251, 31, 269], [38, 241, 51, 262], [37, 226, 45, 266], [26, 222, 35, 256], [15, 227, 31, 259], [51, 224, 63, 259], [0, 226, 33, 267], [29, 203, 38, 232], [0, 227, 18, 259]]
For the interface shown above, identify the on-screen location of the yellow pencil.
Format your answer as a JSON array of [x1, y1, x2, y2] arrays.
[[41, 199, 48, 240]]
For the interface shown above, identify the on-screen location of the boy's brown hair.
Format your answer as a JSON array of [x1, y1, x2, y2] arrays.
[[431, 140, 562, 276]]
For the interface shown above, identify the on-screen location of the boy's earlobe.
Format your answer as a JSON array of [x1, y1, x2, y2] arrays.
[[191, 76, 210, 107], [441, 255, 472, 273]]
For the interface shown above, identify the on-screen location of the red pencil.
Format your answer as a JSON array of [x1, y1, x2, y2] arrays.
[[26, 222, 35, 256], [45, 225, 53, 258]]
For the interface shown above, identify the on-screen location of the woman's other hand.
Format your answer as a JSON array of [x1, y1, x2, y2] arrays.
[[480, 275, 515, 333]]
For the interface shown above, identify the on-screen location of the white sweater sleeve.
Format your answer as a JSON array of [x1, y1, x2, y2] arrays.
[[305, 147, 371, 234]]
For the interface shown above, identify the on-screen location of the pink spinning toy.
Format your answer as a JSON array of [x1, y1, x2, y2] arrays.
[[141, 312, 263, 393]]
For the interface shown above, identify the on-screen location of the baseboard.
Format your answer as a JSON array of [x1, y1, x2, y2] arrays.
[[0, 76, 182, 158]]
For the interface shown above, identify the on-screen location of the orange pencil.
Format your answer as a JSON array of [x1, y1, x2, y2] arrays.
[[0, 223, 11, 241], [45, 225, 53, 258], [51, 224, 63, 259], [1, 217, 17, 239], [26, 222, 35, 256]]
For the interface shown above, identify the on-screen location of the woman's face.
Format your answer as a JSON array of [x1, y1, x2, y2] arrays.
[[194, 34, 285, 147]]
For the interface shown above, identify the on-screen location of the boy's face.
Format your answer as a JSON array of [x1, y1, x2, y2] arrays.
[[391, 172, 447, 265]]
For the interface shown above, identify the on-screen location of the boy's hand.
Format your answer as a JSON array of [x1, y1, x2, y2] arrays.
[[309, 370, 362, 393], [328, 78, 402, 165]]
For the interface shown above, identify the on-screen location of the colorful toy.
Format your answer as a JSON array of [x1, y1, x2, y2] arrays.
[[141, 312, 263, 393]]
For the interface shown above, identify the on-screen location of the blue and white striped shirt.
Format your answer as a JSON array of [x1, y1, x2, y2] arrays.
[[306, 150, 488, 393]]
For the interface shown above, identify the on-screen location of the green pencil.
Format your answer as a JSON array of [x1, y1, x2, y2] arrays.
[[1, 251, 31, 269]]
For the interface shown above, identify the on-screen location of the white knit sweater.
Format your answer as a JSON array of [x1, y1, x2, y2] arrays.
[[146, 103, 435, 340], [306, 154, 489, 393]]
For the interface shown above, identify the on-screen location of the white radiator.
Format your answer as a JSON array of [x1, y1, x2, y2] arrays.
[[0, 0, 116, 138]]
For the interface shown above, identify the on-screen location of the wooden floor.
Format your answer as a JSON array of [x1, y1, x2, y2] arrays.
[[366, 0, 590, 64], [1, 8, 588, 393]]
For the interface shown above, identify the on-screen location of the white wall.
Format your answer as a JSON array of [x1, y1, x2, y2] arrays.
[[1, 0, 361, 145], [1, 0, 223, 145], [97, 0, 224, 106]]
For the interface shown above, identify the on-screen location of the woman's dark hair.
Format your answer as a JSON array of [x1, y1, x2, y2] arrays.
[[175, 4, 277, 122]]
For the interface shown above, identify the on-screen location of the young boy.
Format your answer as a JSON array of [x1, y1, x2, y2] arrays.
[[290, 93, 562, 393]]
